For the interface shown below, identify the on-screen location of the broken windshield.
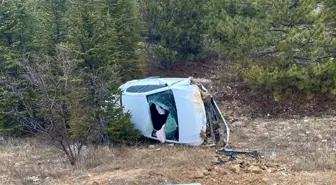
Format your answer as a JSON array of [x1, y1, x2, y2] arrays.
[[146, 90, 179, 141]]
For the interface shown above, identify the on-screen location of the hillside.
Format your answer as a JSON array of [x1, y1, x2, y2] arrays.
[[1, 0, 335, 184], [148, 59, 336, 119], [1, 61, 335, 185]]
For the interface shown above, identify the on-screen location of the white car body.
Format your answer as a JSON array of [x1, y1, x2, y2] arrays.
[[119, 77, 229, 146]]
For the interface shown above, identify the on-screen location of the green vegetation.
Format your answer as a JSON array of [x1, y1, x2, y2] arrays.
[[0, 0, 142, 165], [207, 0, 335, 98], [0, 0, 335, 164], [140, 0, 208, 69]]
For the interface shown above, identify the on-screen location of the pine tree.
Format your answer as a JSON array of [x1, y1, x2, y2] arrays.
[[106, 0, 145, 81], [31, 0, 68, 55], [206, 0, 268, 61], [207, 0, 336, 96], [140, 0, 208, 69], [0, 0, 35, 68], [207, 0, 334, 63], [260, 0, 330, 65], [65, 0, 139, 145], [66, 0, 118, 69], [0, 0, 36, 135], [254, 0, 334, 96], [321, 0, 336, 57]]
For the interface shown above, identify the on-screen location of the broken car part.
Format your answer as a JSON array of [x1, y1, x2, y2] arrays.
[[215, 148, 261, 163]]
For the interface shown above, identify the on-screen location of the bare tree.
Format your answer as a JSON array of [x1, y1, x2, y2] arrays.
[[11, 44, 97, 165]]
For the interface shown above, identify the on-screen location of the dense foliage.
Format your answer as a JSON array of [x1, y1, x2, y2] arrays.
[[140, 0, 208, 69], [0, 0, 142, 165], [207, 0, 335, 98]]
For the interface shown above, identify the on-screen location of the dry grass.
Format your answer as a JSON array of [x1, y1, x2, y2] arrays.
[[1, 117, 336, 185], [0, 139, 214, 185], [230, 116, 336, 172]]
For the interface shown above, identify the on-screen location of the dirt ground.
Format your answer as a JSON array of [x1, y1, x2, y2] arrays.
[[1, 116, 335, 185], [1, 59, 335, 185]]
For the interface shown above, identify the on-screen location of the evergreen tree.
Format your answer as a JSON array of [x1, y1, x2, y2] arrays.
[[321, 0, 336, 57], [206, 0, 268, 61], [260, 0, 331, 65], [106, 0, 145, 81], [207, 0, 336, 97], [207, 0, 334, 63], [0, 0, 36, 135], [243, 0, 336, 96], [65, 0, 139, 144], [0, 0, 35, 68], [140, 0, 208, 69], [31, 0, 68, 55], [66, 0, 118, 69]]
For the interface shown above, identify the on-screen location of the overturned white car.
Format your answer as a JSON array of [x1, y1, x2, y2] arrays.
[[119, 77, 229, 147]]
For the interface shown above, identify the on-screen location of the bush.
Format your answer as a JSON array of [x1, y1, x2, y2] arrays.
[[104, 97, 142, 145], [244, 59, 336, 100]]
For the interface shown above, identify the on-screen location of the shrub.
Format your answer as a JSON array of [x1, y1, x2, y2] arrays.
[[244, 59, 336, 100], [104, 97, 142, 146]]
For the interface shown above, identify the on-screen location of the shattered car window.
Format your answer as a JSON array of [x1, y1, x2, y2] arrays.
[[147, 90, 179, 141], [126, 85, 167, 93]]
